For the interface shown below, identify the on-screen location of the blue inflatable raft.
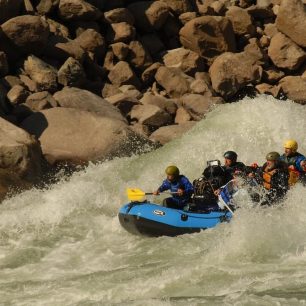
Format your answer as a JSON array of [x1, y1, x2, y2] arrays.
[[118, 202, 232, 237]]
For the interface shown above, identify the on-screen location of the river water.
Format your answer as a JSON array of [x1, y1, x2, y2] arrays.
[[1, 95, 306, 305]]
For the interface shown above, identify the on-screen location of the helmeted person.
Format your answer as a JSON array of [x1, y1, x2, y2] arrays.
[[280, 139, 305, 186], [223, 151, 246, 177], [153, 165, 193, 209], [254, 152, 289, 205], [192, 161, 229, 211], [299, 159, 306, 185]]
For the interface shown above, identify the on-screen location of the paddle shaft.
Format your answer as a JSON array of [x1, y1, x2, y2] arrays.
[[146, 192, 179, 195]]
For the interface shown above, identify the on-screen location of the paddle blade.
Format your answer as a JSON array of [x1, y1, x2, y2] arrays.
[[126, 188, 146, 202]]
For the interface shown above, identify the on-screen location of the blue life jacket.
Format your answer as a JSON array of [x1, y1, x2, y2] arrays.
[[280, 152, 305, 172]]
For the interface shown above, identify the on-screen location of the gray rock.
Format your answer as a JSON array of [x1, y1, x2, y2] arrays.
[[130, 104, 172, 127], [1, 15, 50, 55], [127, 40, 153, 71], [58, 0, 102, 21], [107, 22, 136, 44], [53, 87, 126, 122], [104, 8, 135, 25], [209, 51, 263, 99], [140, 92, 177, 115], [108, 61, 141, 89], [74, 29, 105, 60], [155, 66, 191, 98], [7, 85, 30, 105], [20, 107, 142, 164], [128, 1, 170, 31], [268, 32, 306, 71], [25, 91, 58, 111], [105, 93, 140, 116], [163, 48, 205, 76], [276, 0, 306, 48], [225, 6, 255, 36], [58, 57, 86, 87], [279, 76, 306, 105], [180, 94, 222, 120], [175, 107, 191, 124], [24, 55, 58, 93], [179, 16, 236, 63], [149, 122, 196, 144], [0, 116, 42, 200], [37, 0, 60, 15]]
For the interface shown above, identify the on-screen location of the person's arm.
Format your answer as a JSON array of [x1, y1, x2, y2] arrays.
[[179, 177, 194, 197], [157, 179, 170, 193]]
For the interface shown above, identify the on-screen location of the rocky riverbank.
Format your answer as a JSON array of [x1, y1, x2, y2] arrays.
[[0, 0, 306, 201]]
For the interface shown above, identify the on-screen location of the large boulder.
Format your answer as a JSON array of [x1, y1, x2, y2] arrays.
[[25, 91, 58, 111], [127, 40, 153, 71], [58, 0, 102, 21], [179, 16, 236, 62], [141, 62, 162, 85], [149, 122, 195, 144], [163, 48, 205, 76], [276, 0, 306, 48], [225, 6, 255, 36], [0, 117, 42, 200], [155, 66, 191, 98], [20, 107, 141, 164], [279, 76, 306, 105], [140, 92, 177, 116], [37, 0, 60, 15], [7, 85, 29, 105], [127, 1, 170, 32], [44, 36, 85, 62], [180, 94, 223, 120], [107, 22, 136, 44], [1, 15, 50, 55], [209, 51, 262, 99], [130, 104, 172, 127], [45, 17, 69, 38], [74, 29, 105, 60], [108, 61, 141, 89], [23, 55, 58, 93], [104, 8, 135, 25], [105, 92, 140, 116], [57, 57, 86, 87], [268, 32, 306, 71], [160, 0, 193, 15], [53, 87, 126, 122], [0, 0, 23, 23]]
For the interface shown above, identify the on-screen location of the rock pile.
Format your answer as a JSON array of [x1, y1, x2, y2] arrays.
[[0, 0, 306, 200]]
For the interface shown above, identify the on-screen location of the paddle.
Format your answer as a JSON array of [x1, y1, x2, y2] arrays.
[[126, 188, 178, 202]]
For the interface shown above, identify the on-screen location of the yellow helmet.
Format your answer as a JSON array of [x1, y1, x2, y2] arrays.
[[165, 165, 179, 177], [284, 139, 298, 151]]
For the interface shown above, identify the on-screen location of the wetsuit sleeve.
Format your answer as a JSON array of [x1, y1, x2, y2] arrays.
[[158, 179, 170, 192]]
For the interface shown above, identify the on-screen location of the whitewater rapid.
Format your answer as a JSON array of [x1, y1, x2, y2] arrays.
[[1, 95, 306, 305]]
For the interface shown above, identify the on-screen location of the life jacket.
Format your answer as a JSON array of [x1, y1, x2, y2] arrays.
[[262, 166, 278, 190], [280, 152, 305, 167], [288, 165, 300, 186]]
